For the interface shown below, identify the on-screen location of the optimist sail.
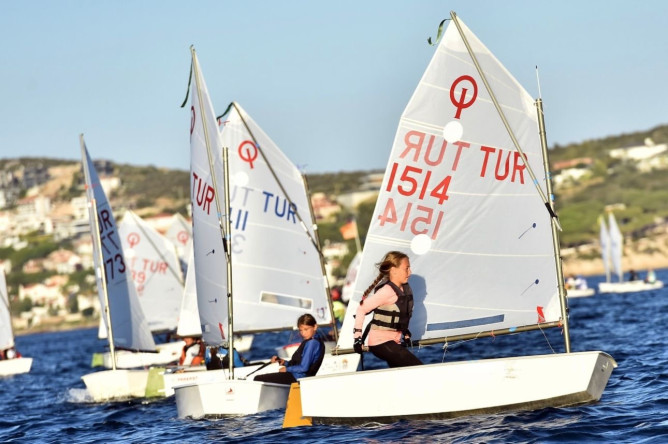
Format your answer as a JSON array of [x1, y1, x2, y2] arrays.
[[188, 50, 331, 346], [220, 102, 331, 333], [118, 210, 184, 333], [348, 15, 561, 342], [81, 137, 156, 352], [599, 215, 611, 283], [607, 212, 624, 282]]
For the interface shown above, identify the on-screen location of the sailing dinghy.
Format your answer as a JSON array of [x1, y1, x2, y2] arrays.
[[0, 269, 32, 376], [598, 212, 663, 294], [91, 210, 186, 370], [293, 12, 616, 424], [174, 48, 347, 418], [79, 136, 157, 402]]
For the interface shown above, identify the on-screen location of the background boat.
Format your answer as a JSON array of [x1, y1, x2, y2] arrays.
[[598, 212, 664, 293]]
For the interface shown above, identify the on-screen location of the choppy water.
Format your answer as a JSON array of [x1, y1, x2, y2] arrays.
[[2, 269, 667, 443]]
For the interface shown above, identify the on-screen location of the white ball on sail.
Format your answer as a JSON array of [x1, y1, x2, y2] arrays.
[[442, 120, 463, 142], [233, 171, 249, 187], [410, 234, 432, 255]]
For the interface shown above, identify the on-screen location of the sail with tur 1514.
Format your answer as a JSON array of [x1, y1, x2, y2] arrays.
[[292, 11, 616, 424]]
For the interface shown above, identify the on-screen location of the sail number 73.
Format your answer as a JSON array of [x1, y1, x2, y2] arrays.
[[378, 162, 450, 240]]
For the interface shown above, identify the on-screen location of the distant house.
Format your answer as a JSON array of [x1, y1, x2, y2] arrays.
[[321, 240, 350, 286], [44, 249, 83, 274], [335, 172, 382, 210], [14, 194, 51, 234], [22, 258, 45, 274], [311, 192, 341, 221], [552, 157, 593, 170], [21, 164, 50, 189], [19, 275, 68, 308], [608, 138, 667, 161]]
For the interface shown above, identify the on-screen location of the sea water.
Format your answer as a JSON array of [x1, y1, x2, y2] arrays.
[[2, 269, 667, 443]]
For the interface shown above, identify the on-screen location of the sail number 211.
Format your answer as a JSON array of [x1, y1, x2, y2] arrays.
[[378, 162, 450, 240]]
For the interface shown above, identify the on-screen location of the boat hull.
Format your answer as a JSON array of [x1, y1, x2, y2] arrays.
[[95, 341, 184, 369], [175, 378, 290, 419], [82, 369, 150, 402], [0, 357, 32, 376], [155, 363, 266, 398], [173, 352, 360, 417], [598, 280, 663, 294], [298, 351, 616, 423], [566, 288, 595, 298]]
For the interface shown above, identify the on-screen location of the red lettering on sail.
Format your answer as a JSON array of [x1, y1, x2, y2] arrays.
[[191, 172, 215, 214], [479, 146, 526, 184], [401, 131, 469, 170]]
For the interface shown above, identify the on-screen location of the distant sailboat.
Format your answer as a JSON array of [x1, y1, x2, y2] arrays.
[[92, 210, 186, 369], [292, 11, 616, 424], [165, 212, 193, 276], [0, 269, 32, 376], [79, 135, 157, 402], [598, 212, 663, 293]]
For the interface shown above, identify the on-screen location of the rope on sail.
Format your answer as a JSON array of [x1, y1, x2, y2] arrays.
[[224, 101, 325, 259]]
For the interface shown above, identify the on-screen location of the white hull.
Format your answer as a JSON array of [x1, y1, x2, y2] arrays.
[[567, 288, 595, 298], [95, 340, 184, 369], [174, 353, 359, 418], [152, 363, 264, 398], [176, 379, 290, 419], [82, 369, 150, 402], [174, 363, 289, 418], [299, 351, 616, 423], [233, 334, 254, 353], [598, 280, 663, 294], [0, 357, 32, 376]]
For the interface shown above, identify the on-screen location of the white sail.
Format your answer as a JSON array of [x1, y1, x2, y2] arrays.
[[348, 16, 561, 342], [189, 53, 330, 346], [118, 210, 184, 332], [599, 216, 611, 283], [176, 249, 201, 337], [340, 251, 361, 304], [607, 212, 624, 282], [189, 51, 232, 346], [165, 212, 193, 268], [293, 13, 615, 425], [0, 270, 14, 350], [81, 139, 156, 352], [220, 102, 331, 333]]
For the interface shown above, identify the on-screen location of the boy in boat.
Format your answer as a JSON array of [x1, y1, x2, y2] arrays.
[[253, 313, 324, 384]]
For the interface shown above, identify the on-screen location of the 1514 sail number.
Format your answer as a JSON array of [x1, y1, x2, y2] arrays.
[[377, 198, 444, 240]]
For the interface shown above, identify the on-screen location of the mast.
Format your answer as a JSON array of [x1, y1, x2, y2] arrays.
[[81, 135, 117, 370], [303, 174, 338, 341], [190, 47, 235, 376], [221, 144, 235, 374], [536, 98, 571, 353]]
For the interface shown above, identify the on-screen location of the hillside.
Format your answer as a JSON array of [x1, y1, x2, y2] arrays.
[[7, 121, 668, 277]]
